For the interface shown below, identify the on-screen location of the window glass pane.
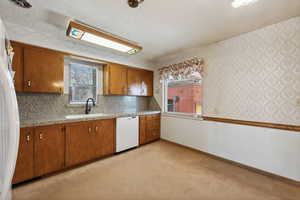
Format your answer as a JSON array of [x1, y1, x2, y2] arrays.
[[70, 86, 97, 103], [167, 80, 202, 115], [70, 63, 96, 87], [69, 63, 98, 104]]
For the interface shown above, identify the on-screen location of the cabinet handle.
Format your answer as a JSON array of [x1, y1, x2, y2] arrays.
[[88, 127, 92, 133], [39, 133, 43, 140], [95, 126, 99, 133], [26, 135, 30, 142], [27, 80, 31, 87]]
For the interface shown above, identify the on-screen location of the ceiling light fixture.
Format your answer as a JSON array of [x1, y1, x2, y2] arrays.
[[232, 0, 258, 8], [128, 0, 144, 8], [10, 0, 32, 8], [66, 21, 142, 54]]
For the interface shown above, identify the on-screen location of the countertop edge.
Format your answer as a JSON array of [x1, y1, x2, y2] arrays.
[[20, 111, 161, 128]]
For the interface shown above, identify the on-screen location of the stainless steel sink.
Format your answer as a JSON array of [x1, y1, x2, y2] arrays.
[[65, 113, 112, 119]]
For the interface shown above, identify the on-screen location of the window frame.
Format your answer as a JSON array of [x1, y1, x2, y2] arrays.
[[68, 62, 99, 105], [163, 79, 202, 118]]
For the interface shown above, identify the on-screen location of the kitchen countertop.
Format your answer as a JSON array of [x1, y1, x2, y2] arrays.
[[20, 111, 161, 128]]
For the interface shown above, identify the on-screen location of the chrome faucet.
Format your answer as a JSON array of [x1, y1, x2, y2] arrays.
[[85, 98, 96, 114]]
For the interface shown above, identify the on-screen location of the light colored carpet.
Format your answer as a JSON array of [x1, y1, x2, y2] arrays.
[[13, 140, 300, 200]]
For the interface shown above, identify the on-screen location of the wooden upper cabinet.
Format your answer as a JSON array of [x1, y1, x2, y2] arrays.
[[142, 70, 153, 96], [13, 128, 35, 184], [104, 63, 154, 96], [127, 68, 142, 96], [11, 44, 24, 92], [23, 47, 64, 94], [127, 68, 153, 96], [104, 63, 128, 95], [34, 125, 65, 177]]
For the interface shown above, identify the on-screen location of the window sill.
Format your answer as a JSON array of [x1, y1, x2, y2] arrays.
[[162, 112, 203, 121]]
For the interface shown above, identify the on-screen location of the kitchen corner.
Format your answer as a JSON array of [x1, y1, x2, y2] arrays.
[[10, 40, 162, 185]]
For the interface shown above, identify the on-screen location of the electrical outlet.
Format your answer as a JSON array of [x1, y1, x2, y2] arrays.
[[297, 99, 300, 107], [213, 108, 219, 114]]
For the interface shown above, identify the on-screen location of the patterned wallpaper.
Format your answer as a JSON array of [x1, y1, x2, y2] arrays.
[[155, 16, 300, 126]]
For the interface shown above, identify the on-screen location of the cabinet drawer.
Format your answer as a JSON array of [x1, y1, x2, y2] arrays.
[[147, 129, 160, 142], [146, 114, 160, 120]]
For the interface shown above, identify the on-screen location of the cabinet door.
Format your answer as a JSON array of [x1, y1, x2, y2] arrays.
[[104, 63, 127, 95], [92, 119, 115, 158], [142, 70, 153, 96], [24, 47, 64, 94], [34, 125, 65, 177], [11, 44, 24, 92], [139, 116, 147, 145], [146, 114, 161, 142], [100, 119, 115, 157], [127, 69, 142, 96], [12, 128, 34, 184], [147, 123, 161, 142], [66, 122, 94, 167]]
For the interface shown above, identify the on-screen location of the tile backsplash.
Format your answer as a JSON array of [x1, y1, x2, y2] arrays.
[[17, 93, 160, 120]]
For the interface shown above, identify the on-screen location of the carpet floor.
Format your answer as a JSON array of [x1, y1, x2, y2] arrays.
[[13, 140, 300, 200]]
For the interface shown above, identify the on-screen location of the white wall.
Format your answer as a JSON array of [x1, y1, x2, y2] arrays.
[[162, 116, 300, 182]]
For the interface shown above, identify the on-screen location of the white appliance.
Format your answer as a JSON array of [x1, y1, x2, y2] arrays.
[[116, 116, 139, 152], [0, 18, 20, 200]]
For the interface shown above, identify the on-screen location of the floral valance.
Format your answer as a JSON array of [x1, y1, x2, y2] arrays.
[[158, 57, 204, 82]]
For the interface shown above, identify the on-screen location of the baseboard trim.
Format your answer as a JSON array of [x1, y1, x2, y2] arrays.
[[161, 139, 300, 186]]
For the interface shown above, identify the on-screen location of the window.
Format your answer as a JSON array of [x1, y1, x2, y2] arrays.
[[69, 63, 98, 104], [165, 80, 202, 116]]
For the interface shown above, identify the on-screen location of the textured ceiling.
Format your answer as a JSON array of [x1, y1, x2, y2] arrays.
[[0, 0, 300, 67]]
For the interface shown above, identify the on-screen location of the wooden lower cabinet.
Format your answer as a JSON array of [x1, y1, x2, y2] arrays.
[[139, 114, 161, 145], [13, 125, 66, 184], [34, 125, 65, 177], [66, 119, 116, 167], [12, 117, 139, 184], [92, 119, 116, 158], [12, 128, 35, 184], [139, 116, 147, 145], [65, 122, 94, 167]]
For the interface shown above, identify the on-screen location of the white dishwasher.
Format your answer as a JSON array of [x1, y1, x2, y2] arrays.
[[116, 116, 139, 153]]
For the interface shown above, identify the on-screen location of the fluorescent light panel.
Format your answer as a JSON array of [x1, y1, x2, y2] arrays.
[[232, 0, 258, 8], [82, 32, 133, 53], [67, 22, 141, 54]]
